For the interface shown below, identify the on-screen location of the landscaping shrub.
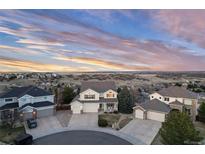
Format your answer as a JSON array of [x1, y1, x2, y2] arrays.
[[56, 105, 71, 111], [98, 118, 108, 127], [113, 110, 119, 114]]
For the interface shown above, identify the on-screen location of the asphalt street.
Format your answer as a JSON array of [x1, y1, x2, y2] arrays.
[[33, 130, 132, 145]]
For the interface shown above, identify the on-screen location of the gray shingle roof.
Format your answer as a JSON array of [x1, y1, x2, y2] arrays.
[[157, 86, 198, 99], [80, 81, 116, 93], [135, 99, 171, 113], [0, 86, 52, 98], [19, 101, 54, 110], [169, 100, 184, 106], [0, 102, 19, 110]]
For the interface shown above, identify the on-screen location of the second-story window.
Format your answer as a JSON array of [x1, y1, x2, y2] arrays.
[[84, 94, 95, 99], [164, 97, 170, 102], [5, 98, 13, 102], [106, 93, 114, 98]]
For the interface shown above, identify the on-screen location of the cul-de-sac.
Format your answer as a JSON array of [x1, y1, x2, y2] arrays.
[[0, 72, 205, 145], [0, 10, 205, 145]]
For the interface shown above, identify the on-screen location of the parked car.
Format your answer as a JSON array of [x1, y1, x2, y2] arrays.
[[27, 118, 37, 129], [14, 133, 33, 145]]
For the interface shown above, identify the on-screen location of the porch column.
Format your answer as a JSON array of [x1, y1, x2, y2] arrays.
[[104, 103, 107, 112], [114, 103, 118, 111]]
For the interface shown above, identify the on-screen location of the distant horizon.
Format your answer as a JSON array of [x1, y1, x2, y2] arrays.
[[0, 10, 205, 72], [0, 70, 205, 74]]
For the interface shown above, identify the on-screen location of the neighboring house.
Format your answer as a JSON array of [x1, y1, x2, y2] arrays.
[[0, 86, 54, 123], [199, 92, 205, 100], [133, 86, 199, 122], [133, 99, 171, 122], [71, 81, 118, 114]]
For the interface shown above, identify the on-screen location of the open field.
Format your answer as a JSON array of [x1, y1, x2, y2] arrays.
[[1, 72, 205, 94]]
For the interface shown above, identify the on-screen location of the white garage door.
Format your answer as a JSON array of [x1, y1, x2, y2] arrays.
[[37, 107, 54, 117], [71, 101, 82, 114], [135, 109, 144, 119], [83, 103, 99, 113], [147, 111, 165, 122]]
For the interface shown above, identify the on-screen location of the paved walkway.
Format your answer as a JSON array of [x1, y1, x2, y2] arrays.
[[120, 119, 161, 144]]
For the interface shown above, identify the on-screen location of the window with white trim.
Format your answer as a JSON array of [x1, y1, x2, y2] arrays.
[[84, 94, 95, 99]]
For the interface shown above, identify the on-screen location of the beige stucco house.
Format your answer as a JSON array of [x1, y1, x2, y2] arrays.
[[71, 81, 118, 114], [133, 86, 199, 122]]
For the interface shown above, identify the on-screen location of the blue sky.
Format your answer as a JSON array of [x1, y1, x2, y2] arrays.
[[0, 10, 205, 72]]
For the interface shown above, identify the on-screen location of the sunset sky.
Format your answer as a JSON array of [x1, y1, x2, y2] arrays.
[[0, 10, 205, 72]]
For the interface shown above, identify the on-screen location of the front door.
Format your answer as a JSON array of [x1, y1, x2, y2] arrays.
[[107, 103, 114, 112]]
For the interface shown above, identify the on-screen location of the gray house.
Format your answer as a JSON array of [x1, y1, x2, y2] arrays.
[[0, 86, 55, 123]]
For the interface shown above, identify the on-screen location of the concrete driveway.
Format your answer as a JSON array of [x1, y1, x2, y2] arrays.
[[68, 113, 98, 129], [120, 119, 161, 144], [25, 115, 63, 139]]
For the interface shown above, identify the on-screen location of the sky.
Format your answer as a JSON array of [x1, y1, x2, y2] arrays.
[[0, 10, 205, 72]]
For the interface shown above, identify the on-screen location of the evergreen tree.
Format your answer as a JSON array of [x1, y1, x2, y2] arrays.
[[198, 102, 205, 118], [118, 86, 134, 114], [62, 86, 75, 104], [160, 111, 202, 144]]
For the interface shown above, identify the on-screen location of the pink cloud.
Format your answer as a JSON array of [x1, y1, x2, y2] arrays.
[[152, 10, 205, 48]]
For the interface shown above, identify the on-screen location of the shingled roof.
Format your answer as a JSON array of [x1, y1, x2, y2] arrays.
[[169, 100, 184, 106], [157, 86, 198, 99], [0, 102, 19, 110], [19, 101, 54, 110], [134, 99, 171, 113], [0, 86, 52, 98], [80, 81, 116, 93]]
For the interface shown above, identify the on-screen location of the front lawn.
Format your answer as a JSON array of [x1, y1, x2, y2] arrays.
[[98, 113, 121, 127], [0, 125, 25, 144]]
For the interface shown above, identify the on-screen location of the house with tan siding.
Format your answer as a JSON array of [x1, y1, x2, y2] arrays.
[[71, 81, 118, 114], [133, 86, 199, 122]]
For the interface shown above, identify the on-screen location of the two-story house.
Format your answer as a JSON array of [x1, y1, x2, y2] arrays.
[[71, 81, 118, 114], [133, 86, 199, 122], [0, 86, 55, 123]]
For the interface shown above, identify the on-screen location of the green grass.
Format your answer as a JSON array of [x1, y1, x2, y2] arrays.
[[99, 113, 121, 127], [0, 125, 25, 144]]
